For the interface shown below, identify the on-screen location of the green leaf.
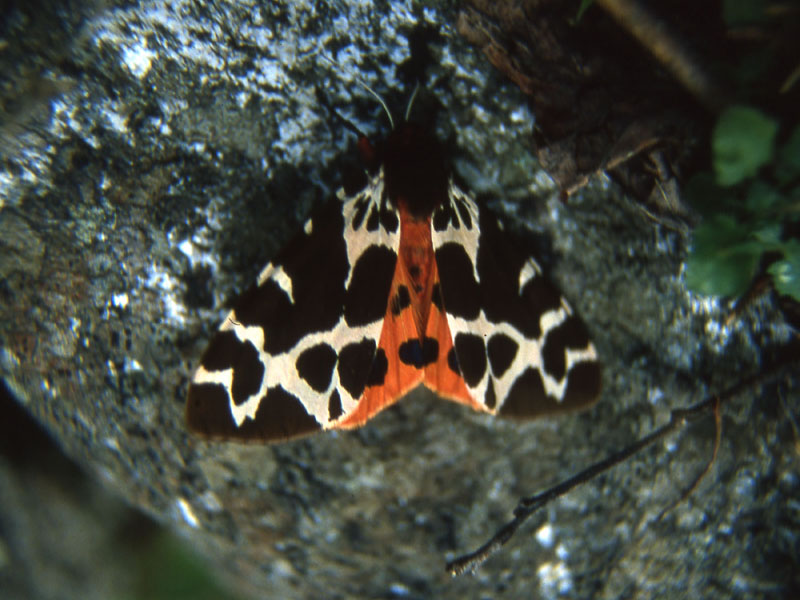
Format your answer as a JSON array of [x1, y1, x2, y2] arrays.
[[769, 240, 800, 301], [745, 179, 783, 214], [751, 222, 783, 246], [685, 172, 737, 218], [713, 105, 778, 186], [776, 124, 800, 185], [685, 215, 762, 297]]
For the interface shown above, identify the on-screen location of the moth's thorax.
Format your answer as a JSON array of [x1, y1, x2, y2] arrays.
[[397, 198, 435, 340], [383, 122, 448, 218]]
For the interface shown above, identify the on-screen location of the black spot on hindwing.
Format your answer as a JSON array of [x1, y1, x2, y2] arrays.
[[447, 346, 460, 375], [249, 386, 321, 440], [487, 333, 518, 378], [431, 283, 444, 312], [453, 333, 486, 387], [296, 343, 337, 393], [484, 378, 497, 410], [328, 389, 343, 421], [338, 338, 378, 400], [367, 348, 389, 387], [398, 337, 439, 368]]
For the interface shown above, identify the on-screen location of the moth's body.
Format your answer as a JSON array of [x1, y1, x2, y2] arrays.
[[186, 123, 601, 442], [398, 203, 435, 338]]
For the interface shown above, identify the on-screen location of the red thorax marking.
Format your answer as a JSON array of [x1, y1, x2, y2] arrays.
[[397, 198, 435, 340]]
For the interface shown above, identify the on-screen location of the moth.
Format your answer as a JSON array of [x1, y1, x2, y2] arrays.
[[186, 116, 601, 442]]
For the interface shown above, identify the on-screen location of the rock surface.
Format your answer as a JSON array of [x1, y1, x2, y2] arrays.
[[1, 1, 798, 599]]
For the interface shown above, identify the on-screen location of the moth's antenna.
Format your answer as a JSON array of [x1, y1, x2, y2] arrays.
[[404, 82, 420, 122], [318, 54, 394, 129], [355, 80, 394, 130]]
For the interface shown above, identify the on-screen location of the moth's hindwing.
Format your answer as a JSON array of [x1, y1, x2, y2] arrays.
[[429, 182, 602, 417], [186, 172, 401, 441], [335, 215, 486, 430]]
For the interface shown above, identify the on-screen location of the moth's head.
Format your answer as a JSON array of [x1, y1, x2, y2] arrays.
[[382, 122, 449, 218]]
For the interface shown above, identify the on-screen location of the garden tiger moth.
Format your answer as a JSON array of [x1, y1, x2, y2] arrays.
[[186, 116, 601, 442]]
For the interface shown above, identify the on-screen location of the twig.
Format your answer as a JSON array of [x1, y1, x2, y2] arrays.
[[654, 396, 722, 523], [446, 352, 798, 576]]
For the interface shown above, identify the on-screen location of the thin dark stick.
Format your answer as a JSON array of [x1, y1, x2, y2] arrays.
[[315, 86, 368, 140], [446, 353, 798, 576], [654, 397, 722, 523]]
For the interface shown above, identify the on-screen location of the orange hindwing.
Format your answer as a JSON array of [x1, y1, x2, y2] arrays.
[[336, 201, 484, 429]]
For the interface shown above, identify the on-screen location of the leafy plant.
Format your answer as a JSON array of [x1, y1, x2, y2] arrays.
[[685, 105, 800, 301]]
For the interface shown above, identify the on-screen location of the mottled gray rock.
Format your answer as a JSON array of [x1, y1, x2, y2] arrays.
[[1, 1, 798, 599]]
